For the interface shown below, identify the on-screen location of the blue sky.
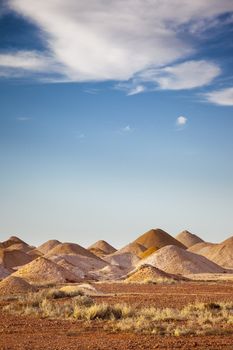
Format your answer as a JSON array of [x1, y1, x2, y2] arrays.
[[0, 1, 233, 247]]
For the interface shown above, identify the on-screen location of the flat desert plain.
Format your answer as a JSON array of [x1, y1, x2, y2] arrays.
[[1, 230, 233, 349]]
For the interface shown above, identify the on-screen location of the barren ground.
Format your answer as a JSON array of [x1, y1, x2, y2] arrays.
[[1, 281, 233, 350]]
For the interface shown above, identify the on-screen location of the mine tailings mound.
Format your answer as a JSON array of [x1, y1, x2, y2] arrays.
[[139, 245, 226, 275], [125, 264, 188, 283], [37, 239, 61, 254], [133, 228, 186, 250], [12, 257, 80, 284], [175, 230, 204, 248], [0, 275, 36, 295], [0, 248, 35, 269], [45, 242, 99, 260], [188, 236, 233, 268], [88, 240, 116, 256], [114, 242, 147, 257]]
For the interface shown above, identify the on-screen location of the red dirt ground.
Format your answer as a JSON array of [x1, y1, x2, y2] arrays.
[[1, 281, 233, 350]]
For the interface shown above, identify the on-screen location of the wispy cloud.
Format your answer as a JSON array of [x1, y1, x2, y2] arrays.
[[203, 87, 233, 106], [84, 88, 99, 95], [141, 60, 220, 90], [127, 85, 145, 96], [3, 0, 233, 86]]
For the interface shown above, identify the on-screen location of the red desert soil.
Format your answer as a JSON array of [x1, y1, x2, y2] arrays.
[[1, 281, 233, 349]]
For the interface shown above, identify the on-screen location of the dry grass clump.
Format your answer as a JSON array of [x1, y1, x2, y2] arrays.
[[4, 295, 233, 336], [141, 277, 177, 285], [110, 301, 233, 336]]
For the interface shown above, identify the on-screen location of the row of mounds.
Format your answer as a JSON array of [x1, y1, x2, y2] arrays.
[[0, 236, 37, 280], [188, 236, 233, 268], [0, 227, 233, 288]]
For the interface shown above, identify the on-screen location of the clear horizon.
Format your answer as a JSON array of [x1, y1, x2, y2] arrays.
[[0, 1, 233, 247]]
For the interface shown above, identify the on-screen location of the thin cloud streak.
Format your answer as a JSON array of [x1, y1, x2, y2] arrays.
[[203, 87, 233, 106]]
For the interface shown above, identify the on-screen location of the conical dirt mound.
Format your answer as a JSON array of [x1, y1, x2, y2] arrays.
[[134, 228, 186, 249], [116, 242, 147, 257], [176, 230, 204, 248], [125, 264, 187, 283], [140, 245, 225, 275], [103, 252, 140, 269], [0, 236, 28, 249], [46, 242, 98, 259], [0, 276, 36, 295], [5, 242, 34, 253], [188, 242, 215, 255], [88, 240, 116, 256], [13, 257, 80, 284], [0, 248, 35, 269], [37, 240, 61, 254], [189, 236, 233, 268]]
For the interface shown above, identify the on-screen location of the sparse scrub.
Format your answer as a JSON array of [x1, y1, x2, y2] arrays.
[[142, 277, 177, 285], [3, 295, 233, 336]]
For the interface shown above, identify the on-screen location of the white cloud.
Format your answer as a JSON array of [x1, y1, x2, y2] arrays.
[[4, 0, 233, 83], [0, 51, 51, 71], [140, 60, 221, 90], [127, 85, 145, 96], [176, 116, 187, 126], [203, 87, 233, 106], [0, 51, 60, 79]]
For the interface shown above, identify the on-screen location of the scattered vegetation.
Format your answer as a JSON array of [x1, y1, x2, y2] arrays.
[[3, 291, 233, 336]]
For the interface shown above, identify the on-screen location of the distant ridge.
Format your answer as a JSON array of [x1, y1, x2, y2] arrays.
[[133, 228, 186, 249], [176, 230, 204, 248]]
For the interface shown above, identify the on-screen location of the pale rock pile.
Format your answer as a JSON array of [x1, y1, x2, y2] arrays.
[[175, 230, 204, 248], [93, 265, 127, 280], [12, 257, 80, 284], [103, 251, 140, 270], [139, 245, 225, 275], [50, 254, 108, 280], [189, 237, 233, 268], [125, 264, 187, 283], [188, 242, 215, 255]]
